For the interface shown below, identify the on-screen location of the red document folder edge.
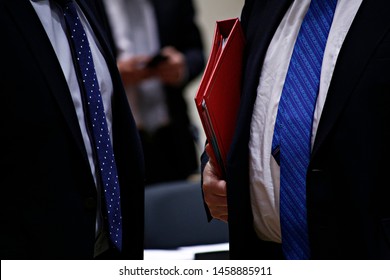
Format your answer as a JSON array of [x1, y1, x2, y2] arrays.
[[194, 18, 245, 177]]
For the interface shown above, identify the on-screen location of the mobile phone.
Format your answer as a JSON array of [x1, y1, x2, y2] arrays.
[[146, 52, 168, 68]]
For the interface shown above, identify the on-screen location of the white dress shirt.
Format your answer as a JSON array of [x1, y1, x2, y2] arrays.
[[249, 0, 363, 243]]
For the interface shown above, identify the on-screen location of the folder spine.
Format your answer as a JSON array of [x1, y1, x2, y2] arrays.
[[201, 100, 225, 177]]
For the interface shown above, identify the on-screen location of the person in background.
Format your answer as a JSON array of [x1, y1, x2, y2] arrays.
[[103, 0, 205, 185], [202, 0, 390, 259], [0, 0, 144, 259]]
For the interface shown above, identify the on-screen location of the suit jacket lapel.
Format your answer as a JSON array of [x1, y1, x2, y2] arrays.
[[241, 0, 292, 105], [312, 0, 390, 159], [4, 1, 89, 163], [229, 0, 292, 161], [5, 0, 126, 166]]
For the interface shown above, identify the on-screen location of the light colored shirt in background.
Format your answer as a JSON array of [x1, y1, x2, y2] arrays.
[[104, 0, 170, 133]]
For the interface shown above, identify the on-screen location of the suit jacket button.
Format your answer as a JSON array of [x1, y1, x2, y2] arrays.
[[84, 197, 97, 210]]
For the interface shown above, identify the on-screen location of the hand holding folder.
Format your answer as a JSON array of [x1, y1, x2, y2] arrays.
[[194, 18, 245, 178]]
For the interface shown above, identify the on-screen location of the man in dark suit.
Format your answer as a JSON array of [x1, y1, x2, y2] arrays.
[[0, 0, 144, 259], [103, 0, 205, 184], [202, 0, 390, 259]]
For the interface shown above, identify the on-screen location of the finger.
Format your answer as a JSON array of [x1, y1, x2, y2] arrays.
[[209, 205, 228, 222], [214, 213, 228, 223], [203, 176, 227, 198], [203, 164, 227, 206]]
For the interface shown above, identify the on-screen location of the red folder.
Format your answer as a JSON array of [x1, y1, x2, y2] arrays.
[[194, 18, 245, 177]]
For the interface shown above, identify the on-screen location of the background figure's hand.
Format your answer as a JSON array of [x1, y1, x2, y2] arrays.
[[155, 46, 186, 86], [117, 55, 153, 86], [202, 144, 228, 222]]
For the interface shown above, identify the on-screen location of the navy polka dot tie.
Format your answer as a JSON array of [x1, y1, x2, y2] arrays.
[[57, 0, 122, 251], [271, 0, 337, 259]]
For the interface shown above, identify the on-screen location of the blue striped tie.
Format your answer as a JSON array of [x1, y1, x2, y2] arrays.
[[58, 0, 123, 251], [271, 0, 337, 259]]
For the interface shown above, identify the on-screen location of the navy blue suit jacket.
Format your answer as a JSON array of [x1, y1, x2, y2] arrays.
[[0, 0, 145, 259], [206, 0, 390, 259]]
